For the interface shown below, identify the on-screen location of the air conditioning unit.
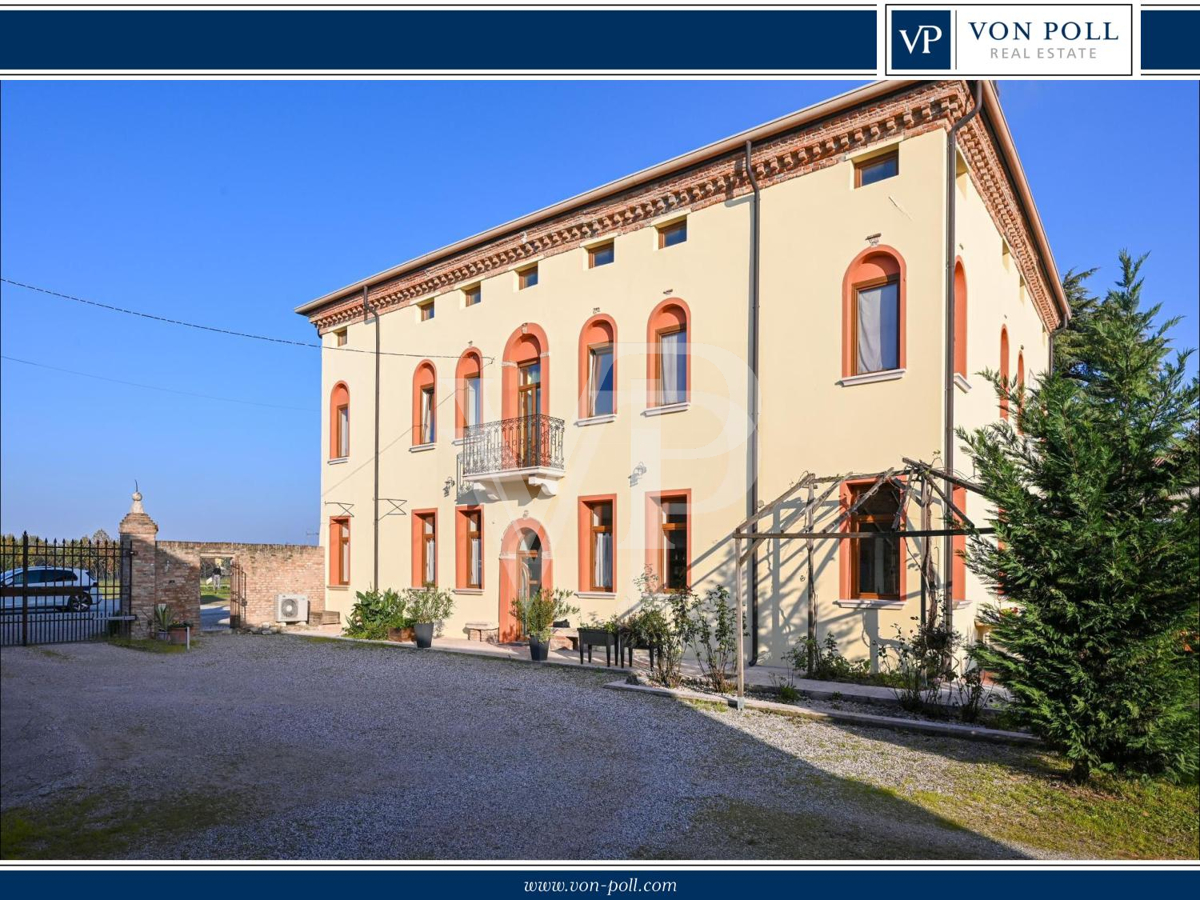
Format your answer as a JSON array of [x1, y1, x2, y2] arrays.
[[276, 594, 309, 624]]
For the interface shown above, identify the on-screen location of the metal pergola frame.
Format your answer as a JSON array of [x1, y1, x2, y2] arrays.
[[730, 458, 992, 707]]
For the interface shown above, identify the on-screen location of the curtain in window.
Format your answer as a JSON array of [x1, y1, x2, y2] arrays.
[[659, 330, 686, 404], [469, 534, 481, 587], [590, 347, 614, 416], [337, 407, 349, 457], [465, 377, 480, 428], [593, 532, 612, 590], [339, 535, 350, 584], [421, 389, 435, 443], [856, 282, 900, 374]]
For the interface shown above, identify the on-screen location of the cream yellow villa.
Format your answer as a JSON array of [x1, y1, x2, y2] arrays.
[[295, 79, 1067, 667]]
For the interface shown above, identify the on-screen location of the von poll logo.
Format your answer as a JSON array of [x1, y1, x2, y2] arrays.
[[891, 10, 952, 70]]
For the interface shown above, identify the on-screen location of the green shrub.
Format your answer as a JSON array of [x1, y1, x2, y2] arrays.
[[511, 588, 578, 643], [785, 633, 871, 683], [344, 588, 408, 640], [405, 585, 454, 625]]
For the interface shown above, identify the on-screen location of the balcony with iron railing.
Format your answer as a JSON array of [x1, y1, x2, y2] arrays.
[[460, 414, 565, 496]]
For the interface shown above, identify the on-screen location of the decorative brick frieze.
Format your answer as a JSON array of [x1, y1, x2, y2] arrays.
[[305, 80, 1061, 333]]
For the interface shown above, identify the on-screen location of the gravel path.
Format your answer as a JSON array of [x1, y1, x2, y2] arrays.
[[1, 634, 1042, 860]]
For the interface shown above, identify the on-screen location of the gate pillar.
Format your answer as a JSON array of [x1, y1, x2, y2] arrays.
[[119, 488, 159, 639]]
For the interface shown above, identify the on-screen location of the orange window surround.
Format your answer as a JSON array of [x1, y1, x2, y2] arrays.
[[411, 510, 437, 588], [412, 361, 437, 445], [999, 327, 1010, 420], [455, 349, 483, 438], [456, 507, 483, 590], [953, 259, 968, 378], [577, 494, 617, 593], [644, 490, 691, 591], [328, 517, 350, 586], [329, 382, 350, 459], [646, 298, 690, 408], [841, 247, 907, 378], [577, 315, 617, 419], [501, 323, 549, 421], [838, 479, 907, 602], [952, 486, 967, 603]]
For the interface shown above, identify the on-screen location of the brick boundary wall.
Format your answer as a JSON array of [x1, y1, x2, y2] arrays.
[[118, 492, 323, 637]]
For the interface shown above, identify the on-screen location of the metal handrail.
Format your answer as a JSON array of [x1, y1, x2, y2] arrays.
[[461, 414, 565, 477]]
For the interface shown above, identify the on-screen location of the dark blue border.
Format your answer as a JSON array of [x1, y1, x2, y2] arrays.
[[1141, 8, 1200, 72], [1, 871, 1198, 898], [0, 9, 877, 72]]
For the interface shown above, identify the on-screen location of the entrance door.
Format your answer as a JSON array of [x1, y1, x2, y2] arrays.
[[501, 529, 542, 641], [516, 361, 541, 467]]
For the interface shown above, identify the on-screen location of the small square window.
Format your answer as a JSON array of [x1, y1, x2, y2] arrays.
[[335, 329, 347, 347], [518, 265, 539, 290], [657, 220, 687, 249], [464, 283, 482, 307], [588, 242, 615, 268], [855, 151, 899, 188], [419, 301, 435, 322]]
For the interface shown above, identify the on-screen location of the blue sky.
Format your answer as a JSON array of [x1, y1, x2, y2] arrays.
[[2, 80, 1197, 543]]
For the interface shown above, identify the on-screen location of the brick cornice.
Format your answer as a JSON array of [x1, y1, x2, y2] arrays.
[[307, 80, 1060, 333]]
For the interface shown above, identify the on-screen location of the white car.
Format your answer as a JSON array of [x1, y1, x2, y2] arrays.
[[0, 567, 103, 612]]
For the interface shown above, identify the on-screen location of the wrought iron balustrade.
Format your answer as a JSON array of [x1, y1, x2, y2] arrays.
[[461, 414, 565, 477]]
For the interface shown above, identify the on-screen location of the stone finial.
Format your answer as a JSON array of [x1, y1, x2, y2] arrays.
[[119, 482, 158, 537]]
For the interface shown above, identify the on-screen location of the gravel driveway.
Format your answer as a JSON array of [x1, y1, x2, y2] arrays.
[[1, 634, 1040, 860]]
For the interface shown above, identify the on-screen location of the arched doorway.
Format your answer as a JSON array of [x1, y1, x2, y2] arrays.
[[498, 518, 553, 642]]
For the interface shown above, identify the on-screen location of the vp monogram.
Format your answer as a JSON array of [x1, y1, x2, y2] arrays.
[[899, 24, 944, 55]]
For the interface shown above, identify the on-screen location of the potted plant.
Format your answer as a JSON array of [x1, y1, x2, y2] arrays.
[[513, 588, 579, 662], [405, 585, 454, 649], [167, 622, 190, 646], [153, 603, 175, 641]]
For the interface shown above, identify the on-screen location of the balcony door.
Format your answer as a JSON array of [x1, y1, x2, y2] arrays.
[[516, 360, 541, 468]]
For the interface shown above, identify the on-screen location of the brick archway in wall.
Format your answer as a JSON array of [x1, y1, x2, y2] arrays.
[[497, 518, 553, 643]]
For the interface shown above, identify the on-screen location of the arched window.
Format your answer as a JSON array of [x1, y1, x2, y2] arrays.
[[412, 361, 437, 445], [455, 349, 483, 438], [998, 328, 1008, 420], [999, 327, 1010, 420], [329, 382, 350, 460], [501, 324, 549, 421], [578, 314, 617, 419], [953, 259, 968, 378], [646, 299, 690, 407], [842, 247, 907, 378]]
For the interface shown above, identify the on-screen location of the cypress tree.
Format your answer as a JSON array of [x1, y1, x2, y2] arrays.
[[963, 252, 1199, 782]]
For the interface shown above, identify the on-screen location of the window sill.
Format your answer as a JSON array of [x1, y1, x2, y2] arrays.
[[954, 373, 972, 393], [576, 591, 617, 600], [838, 369, 905, 388], [834, 599, 905, 609], [643, 401, 689, 417], [409, 443, 436, 453], [453, 588, 484, 595], [327, 584, 350, 591], [452, 437, 466, 446], [575, 414, 616, 427], [328, 457, 349, 465]]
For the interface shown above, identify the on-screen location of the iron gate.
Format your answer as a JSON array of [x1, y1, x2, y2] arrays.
[[0, 532, 134, 646]]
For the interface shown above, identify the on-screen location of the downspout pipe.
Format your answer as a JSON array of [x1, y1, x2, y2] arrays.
[[942, 80, 983, 627], [364, 284, 381, 590], [744, 140, 761, 664]]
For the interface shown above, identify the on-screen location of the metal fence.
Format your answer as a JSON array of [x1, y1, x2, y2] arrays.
[[461, 414, 565, 477], [0, 532, 134, 646]]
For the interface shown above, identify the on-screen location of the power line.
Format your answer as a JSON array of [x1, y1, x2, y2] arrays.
[[0, 278, 489, 362], [1, 354, 316, 412]]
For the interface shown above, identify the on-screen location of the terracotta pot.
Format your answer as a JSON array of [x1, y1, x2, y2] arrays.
[[387, 626, 416, 643], [167, 624, 188, 645]]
